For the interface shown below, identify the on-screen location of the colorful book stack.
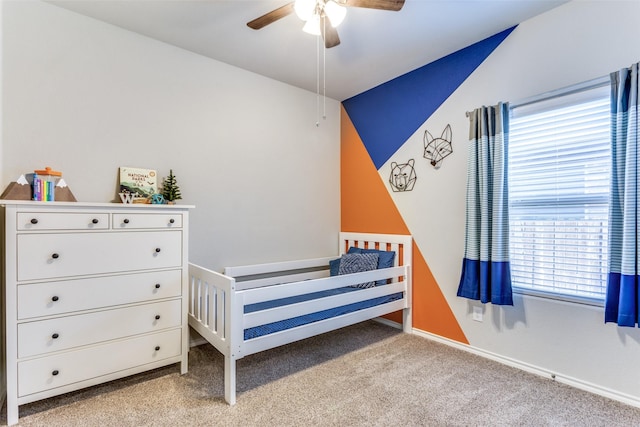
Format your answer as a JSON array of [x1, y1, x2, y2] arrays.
[[32, 174, 56, 201], [32, 167, 62, 202]]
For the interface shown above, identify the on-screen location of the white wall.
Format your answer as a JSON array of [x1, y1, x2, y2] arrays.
[[1, 0, 341, 270], [385, 0, 640, 403]]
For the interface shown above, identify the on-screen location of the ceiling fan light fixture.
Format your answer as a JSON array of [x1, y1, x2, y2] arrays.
[[294, 0, 316, 21], [324, 1, 346, 28], [246, 0, 406, 125], [302, 13, 321, 35]]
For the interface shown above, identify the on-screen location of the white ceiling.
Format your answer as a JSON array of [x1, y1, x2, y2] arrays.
[[47, 0, 569, 101]]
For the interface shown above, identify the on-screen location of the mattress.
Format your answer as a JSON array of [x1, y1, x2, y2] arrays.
[[244, 287, 403, 340]]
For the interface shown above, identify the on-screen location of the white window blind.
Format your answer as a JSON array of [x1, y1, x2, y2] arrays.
[[509, 83, 610, 302]]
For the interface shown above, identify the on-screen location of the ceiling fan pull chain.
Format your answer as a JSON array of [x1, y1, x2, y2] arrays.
[[323, 20, 327, 122], [316, 30, 321, 127]]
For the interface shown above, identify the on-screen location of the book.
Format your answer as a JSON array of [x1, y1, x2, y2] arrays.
[[119, 167, 157, 198]]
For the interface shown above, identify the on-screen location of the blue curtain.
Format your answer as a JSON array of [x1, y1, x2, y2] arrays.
[[605, 63, 640, 327], [457, 103, 513, 305]]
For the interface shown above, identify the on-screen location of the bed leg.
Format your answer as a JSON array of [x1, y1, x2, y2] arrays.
[[224, 355, 237, 405], [403, 308, 412, 334]]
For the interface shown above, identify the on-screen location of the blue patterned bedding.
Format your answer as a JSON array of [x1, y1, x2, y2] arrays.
[[244, 287, 403, 340]]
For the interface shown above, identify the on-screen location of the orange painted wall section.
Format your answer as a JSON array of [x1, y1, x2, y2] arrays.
[[341, 107, 468, 344], [340, 108, 409, 235]]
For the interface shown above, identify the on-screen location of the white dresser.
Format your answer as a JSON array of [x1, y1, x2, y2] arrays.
[[0, 201, 192, 426]]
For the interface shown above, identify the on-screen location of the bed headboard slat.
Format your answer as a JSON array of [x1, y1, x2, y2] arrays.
[[339, 232, 412, 268]]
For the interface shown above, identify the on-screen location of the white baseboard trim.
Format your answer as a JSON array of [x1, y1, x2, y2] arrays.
[[373, 317, 403, 329], [411, 327, 640, 409], [188, 327, 208, 348], [189, 336, 208, 348]]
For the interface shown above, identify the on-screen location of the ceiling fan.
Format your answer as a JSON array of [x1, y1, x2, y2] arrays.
[[247, 0, 406, 49]]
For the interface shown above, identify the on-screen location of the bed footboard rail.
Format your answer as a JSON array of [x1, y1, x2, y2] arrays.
[[188, 263, 238, 356], [189, 263, 246, 405]]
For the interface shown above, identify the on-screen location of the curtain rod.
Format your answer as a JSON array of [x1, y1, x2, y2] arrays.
[[464, 74, 609, 117], [510, 75, 609, 109]]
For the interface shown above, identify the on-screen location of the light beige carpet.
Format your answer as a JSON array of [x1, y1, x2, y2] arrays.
[[7, 321, 640, 426]]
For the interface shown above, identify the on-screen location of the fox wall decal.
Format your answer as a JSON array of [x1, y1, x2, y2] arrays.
[[423, 124, 453, 169]]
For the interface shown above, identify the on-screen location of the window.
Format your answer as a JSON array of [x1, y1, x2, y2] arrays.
[[508, 81, 610, 303]]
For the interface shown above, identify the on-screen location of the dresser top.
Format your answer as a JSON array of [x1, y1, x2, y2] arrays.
[[0, 200, 194, 209]]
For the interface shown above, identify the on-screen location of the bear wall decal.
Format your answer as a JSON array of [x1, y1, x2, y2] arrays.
[[424, 124, 453, 169], [389, 159, 417, 192]]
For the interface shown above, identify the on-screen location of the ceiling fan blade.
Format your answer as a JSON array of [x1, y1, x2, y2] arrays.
[[247, 2, 295, 30], [343, 0, 405, 11], [320, 17, 341, 48]]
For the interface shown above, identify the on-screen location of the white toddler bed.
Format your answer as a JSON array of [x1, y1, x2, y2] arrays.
[[188, 232, 412, 404]]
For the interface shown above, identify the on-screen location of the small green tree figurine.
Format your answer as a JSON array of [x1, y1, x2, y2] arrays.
[[161, 169, 182, 203]]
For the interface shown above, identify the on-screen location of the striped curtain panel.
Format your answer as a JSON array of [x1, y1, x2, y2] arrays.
[[457, 103, 513, 305], [605, 62, 640, 327]]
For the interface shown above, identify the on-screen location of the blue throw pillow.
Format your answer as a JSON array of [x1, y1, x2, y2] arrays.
[[337, 253, 379, 288], [332, 247, 362, 277], [329, 258, 341, 276], [347, 246, 396, 285]]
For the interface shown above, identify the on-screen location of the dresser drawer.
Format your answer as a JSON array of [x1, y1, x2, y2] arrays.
[[113, 213, 182, 229], [17, 212, 109, 231], [18, 328, 181, 397], [17, 231, 182, 281], [18, 299, 182, 358], [17, 270, 182, 319]]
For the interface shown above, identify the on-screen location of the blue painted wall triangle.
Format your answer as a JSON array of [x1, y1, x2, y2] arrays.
[[342, 26, 516, 170]]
